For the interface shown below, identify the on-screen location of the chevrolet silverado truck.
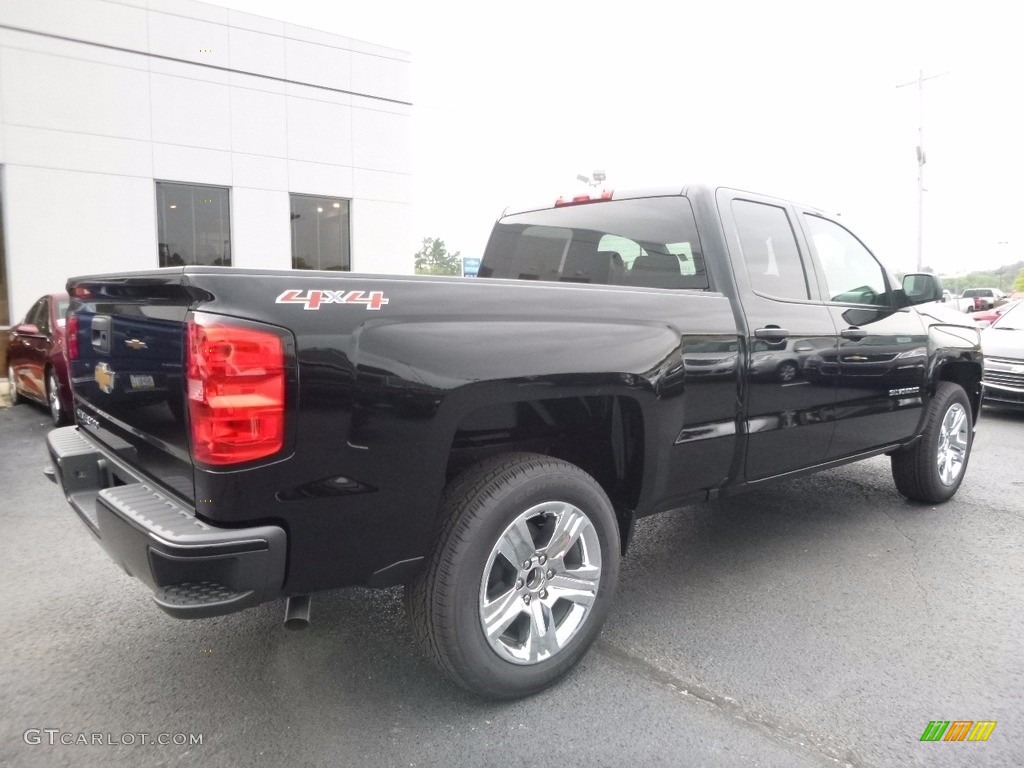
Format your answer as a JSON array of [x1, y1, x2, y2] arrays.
[[46, 185, 982, 698]]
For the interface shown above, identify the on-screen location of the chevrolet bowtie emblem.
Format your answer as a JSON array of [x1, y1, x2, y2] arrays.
[[125, 338, 148, 351], [94, 362, 115, 394]]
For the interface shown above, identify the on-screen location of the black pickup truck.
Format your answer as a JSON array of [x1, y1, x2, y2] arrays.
[[46, 185, 982, 698]]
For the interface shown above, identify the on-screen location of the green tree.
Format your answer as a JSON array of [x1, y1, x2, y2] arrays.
[[414, 237, 462, 276], [1014, 267, 1024, 293]]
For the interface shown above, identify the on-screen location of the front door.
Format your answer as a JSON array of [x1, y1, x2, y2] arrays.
[[796, 212, 928, 458]]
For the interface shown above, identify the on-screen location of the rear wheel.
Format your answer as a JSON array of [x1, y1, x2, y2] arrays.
[[7, 365, 22, 405], [406, 452, 620, 699], [47, 368, 68, 426], [891, 382, 973, 503]]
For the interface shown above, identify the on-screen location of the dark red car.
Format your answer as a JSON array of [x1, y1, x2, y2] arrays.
[[970, 299, 1020, 329], [6, 293, 72, 425]]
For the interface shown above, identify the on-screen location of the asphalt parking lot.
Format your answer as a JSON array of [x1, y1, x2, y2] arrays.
[[1, 398, 1021, 768]]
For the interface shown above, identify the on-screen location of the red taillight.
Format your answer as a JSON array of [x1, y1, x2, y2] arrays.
[[66, 315, 80, 360], [186, 312, 287, 465]]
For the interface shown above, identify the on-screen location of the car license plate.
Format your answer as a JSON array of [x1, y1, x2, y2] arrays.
[[129, 374, 155, 390]]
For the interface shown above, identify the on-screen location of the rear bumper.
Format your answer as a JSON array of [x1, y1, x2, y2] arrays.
[[46, 426, 286, 619]]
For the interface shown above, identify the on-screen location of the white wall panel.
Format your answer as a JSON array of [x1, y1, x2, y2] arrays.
[[0, 27, 146, 70], [148, 10, 230, 69], [149, 55, 230, 85], [287, 159, 352, 199], [150, 73, 231, 150], [147, 0, 228, 25], [230, 70, 286, 96], [284, 38, 351, 93], [285, 81, 350, 107], [227, 9, 285, 37], [350, 200, 413, 275], [353, 168, 413, 204], [287, 97, 352, 166], [348, 38, 412, 63], [351, 52, 412, 105], [3, 166, 156, 320], [232, 153, 287, 192], [283, 23, 351, 50], [229, 25, 286, 80], [0, 0, 148, 51], [152, 143, 232, 186], [231, 87, 286, 157], [231, 187, 290, 270], [4, 126, 152, 177], [351, 108, 411, 173], [0, 47, 151, 140]]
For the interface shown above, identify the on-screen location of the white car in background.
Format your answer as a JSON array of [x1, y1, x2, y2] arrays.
[[981, 301, 1024, 408]]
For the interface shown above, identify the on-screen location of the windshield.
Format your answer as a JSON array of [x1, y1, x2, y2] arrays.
[[480, 196, 709, 290], [993, 301, 1023, 330]]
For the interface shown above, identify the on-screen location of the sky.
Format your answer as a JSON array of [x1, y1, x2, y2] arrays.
[[214, 0, 1023, 277]]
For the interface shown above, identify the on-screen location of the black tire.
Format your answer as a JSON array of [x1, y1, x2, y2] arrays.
[[406, 452, 620, 699], [891, 382, 973, 503], [46, 367, 68, 426], [7, 365, 22, 405]]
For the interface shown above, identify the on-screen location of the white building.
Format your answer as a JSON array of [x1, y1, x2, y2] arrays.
[[0, 0, 413, 337]]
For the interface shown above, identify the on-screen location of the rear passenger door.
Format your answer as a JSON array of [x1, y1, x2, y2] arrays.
[[717, 189, 839, 481]]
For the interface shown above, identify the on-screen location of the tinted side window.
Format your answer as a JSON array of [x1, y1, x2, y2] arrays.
[[804, 214, 889, 306], [25, 299, 46, 330], [481, 197, 709, 290], [35, 299, 50, 334], [732, 200, 809, 301]]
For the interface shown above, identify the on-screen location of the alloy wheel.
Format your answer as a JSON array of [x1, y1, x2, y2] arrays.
[[48, 370, 63, 425], [479, 501, 602, 665], [936, 402, 968, 486]]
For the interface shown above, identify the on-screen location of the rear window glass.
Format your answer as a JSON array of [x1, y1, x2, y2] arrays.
[[479, 197, 709, 290]]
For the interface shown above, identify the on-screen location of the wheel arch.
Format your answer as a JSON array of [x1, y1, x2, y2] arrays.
[[442, 391, 647, 555], [934, 357, 983, 422]]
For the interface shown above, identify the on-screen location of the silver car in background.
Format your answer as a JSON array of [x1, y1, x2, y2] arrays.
[[981, 301, 1024, 408]]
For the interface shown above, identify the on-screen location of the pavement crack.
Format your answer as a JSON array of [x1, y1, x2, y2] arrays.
[[878, 508, 936, 615], [595, 640, 865, 768], [880, 507, 916, 545]]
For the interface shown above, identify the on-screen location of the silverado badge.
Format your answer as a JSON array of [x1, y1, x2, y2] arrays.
[[94, 362, 115, 394]]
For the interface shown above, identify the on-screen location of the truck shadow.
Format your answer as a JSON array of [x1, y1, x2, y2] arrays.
[[149, 459, 920, 713]]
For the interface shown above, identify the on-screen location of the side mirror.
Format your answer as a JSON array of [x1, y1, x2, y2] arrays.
[[902, 273, 943, 306], [15, 323, 41, 336]]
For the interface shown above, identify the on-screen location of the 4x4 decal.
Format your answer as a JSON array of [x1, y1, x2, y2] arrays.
[[275, 289, 389, 311]]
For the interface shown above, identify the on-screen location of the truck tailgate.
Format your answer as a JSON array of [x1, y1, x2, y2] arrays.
[[66, 274, 194, 502]]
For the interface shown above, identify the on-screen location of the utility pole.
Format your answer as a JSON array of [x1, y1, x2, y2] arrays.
[[897, 70, 948, 273]]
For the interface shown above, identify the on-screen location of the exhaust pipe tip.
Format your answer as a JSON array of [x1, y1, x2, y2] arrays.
[[284, 595, 311, 631]]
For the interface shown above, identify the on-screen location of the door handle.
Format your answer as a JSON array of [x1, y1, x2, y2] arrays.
[[841, 327, 867, 340], [754, 327, 789, 342]]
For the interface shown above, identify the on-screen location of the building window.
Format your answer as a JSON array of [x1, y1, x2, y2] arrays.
[[290, 194, 350, 271], [156, 182, 231, 267]]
